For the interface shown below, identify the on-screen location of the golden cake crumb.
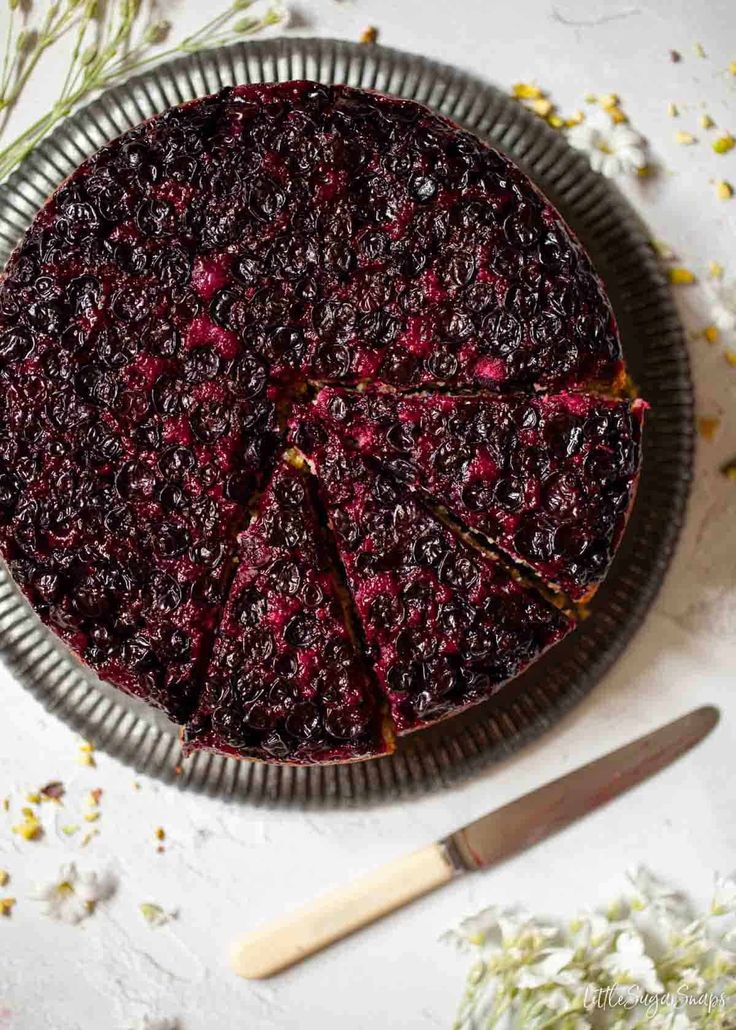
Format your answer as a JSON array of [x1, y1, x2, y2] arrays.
[[668, 267, 696, 285], [697, 417, 720, 440], [704, 325, 720, 344]]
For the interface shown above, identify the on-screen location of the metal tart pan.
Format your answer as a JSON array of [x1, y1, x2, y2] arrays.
[[0, 37, 693, 805]]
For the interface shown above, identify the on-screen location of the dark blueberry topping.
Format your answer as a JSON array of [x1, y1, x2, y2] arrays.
[[0, 81, 637, 758], [303, 387, 642, 601]]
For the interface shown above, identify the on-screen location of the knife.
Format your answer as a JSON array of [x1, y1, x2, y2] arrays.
[[230, 705, 718, 979]]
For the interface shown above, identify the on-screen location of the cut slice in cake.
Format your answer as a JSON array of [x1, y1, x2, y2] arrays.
[[299, 387, 646, 601], [185, 461, 391, 763], [299, 432, 574, 733], [0, 343, 281, 722]]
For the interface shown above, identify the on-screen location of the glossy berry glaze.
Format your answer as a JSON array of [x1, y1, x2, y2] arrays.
[[300, 388, 646, 600], [0, 80, 641, 759], [294, 433, 573, 732], [185, 462, 389, 763]]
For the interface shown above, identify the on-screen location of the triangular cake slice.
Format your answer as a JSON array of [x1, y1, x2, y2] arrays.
[[298, 432, 574, 733], [300, 387, 645, 601], [184, 461, 391, 763]]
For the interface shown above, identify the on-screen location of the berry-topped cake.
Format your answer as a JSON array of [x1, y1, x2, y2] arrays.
[[185, 461, 390, 763], [293, 433, 573, 732], [297, 387, 645, 600], [0, 80, 644, 762]]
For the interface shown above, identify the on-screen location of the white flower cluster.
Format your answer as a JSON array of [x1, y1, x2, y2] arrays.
[[444, 868, 736, 1028]]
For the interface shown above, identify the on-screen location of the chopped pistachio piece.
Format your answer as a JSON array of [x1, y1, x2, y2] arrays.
[[12, 809, 42, 841], [713, 133, 735, 154], [140, 902, 173, 926], [512, 82, 544, 100]]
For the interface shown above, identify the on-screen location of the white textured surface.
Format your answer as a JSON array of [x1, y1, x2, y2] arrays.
[[1, 2, 735, 1028]]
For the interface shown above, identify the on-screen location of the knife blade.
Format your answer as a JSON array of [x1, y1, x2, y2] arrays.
[[231, 705, 718, 979]]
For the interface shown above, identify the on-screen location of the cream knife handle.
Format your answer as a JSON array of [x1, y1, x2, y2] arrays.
[[230, 842, 457, 979]]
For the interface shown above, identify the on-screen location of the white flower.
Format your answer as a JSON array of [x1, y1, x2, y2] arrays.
[[710, 874, 736, 917], [569, 910, 618, 955], [516, 947, 579, 989], [666, 1014, 695, 1030], [497, 911, 558, 950], [627, 866, 690, 924], [704, 279, 736, 333], [600, 929, 664, 993], [34, 863, 110, 924], [454, 904, 504, 946], [567, 111, 648, 177]]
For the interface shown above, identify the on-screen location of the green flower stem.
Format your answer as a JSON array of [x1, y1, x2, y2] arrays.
[[0, 0, 286, 183], [0, 4, 16, 101], [0, 1, 79, 136]]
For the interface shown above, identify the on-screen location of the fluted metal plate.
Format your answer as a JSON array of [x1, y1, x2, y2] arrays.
[[0, 38, 692, 805]]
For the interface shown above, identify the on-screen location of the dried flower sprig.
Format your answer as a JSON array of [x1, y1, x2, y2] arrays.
[[0, 0, 288, 183], [445, 868, 736, 1028]]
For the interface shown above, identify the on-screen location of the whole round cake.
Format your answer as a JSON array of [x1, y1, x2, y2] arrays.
[[0, 81, 645, 764]]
